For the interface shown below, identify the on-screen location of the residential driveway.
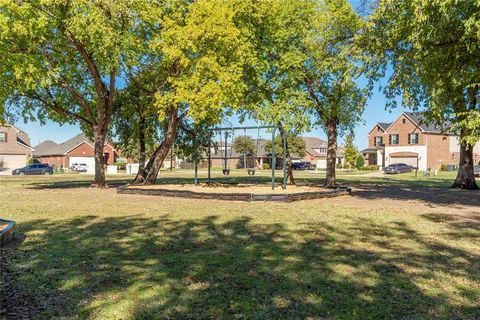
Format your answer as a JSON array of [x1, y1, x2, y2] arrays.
[[0, 169, 12, 176]]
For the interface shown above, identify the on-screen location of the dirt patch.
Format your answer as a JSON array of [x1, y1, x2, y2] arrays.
[[130, 183, 330, 194], [325, 183, 480, 216]]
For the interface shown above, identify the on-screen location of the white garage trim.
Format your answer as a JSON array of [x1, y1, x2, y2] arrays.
[[69, 156, 95, 170], [385, 146, 427, 170]]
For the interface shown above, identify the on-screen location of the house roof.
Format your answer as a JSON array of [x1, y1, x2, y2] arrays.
[[378, 122, 391, 131], [33, 133, 94, 156], [303, 136, 328, 157], [403, 112, 450, 133], [33, 140, 60, 156]]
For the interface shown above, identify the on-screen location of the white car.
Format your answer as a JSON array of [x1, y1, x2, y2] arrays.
[[71, 163, 88, 172]]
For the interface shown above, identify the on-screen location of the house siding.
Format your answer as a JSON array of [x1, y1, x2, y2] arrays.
[[384, 114, 425, 146], [38, 143, 117, 168], [0, 126, 33, 156], [368, 124, 386, 148]]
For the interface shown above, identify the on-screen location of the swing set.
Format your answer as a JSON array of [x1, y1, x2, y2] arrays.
[[193, 125, 287, 190]]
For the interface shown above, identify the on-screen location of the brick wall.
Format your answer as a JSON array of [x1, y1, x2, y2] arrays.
[[425, 134, 480, 170], [384, 114, 425, 146], [67, 143, 117, 165], [368, 125, 385, 148], [38, 155, 68, 168]]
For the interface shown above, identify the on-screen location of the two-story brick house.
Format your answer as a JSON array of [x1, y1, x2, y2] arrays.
[[361, 112, 480, 171], [0, 123, 35, 170]]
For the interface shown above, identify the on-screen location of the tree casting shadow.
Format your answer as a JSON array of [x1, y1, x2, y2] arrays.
[[8, 214, 480, 319]]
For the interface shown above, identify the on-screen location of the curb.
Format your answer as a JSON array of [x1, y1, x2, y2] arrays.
[[117, 185, 351, 203]]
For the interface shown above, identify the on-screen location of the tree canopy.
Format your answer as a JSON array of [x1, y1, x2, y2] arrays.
[[364, 0, 480, 189], [0, 0, 151, 187], [265, 135, 306, 159], [233, 136, 256, 155]]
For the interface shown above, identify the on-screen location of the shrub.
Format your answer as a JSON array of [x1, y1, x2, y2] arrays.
[[0, 158, 5, 171], [363, 165, 379, 171], [356, 155, 365, 169], [440, 164, 448, 171], [262, 163, 270, 170], [336, 163, 342, 169], [114, 162, 126, 170]]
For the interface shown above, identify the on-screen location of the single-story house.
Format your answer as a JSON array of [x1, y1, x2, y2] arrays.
[[179, 136, 345, 170], [33, 133, 118, 169], [0, 124, 35, 170]]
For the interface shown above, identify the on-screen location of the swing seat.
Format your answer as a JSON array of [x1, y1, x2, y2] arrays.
[[247, 168, 255, 176], [223, 169, 231, 176]]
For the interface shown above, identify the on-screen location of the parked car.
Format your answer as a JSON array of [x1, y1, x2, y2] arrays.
[[71, 163, 88, 172], [292, 162, 311, 170], [474, 165, 480, 177], [383, 163, 414, 174], [12, 164, 54, 175]]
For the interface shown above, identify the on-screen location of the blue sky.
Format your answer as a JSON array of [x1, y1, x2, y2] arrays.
[[11, 0, 411, 150], [15, 83, 408, 150]]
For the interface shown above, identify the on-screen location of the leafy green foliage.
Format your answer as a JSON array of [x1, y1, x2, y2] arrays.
[[264, 135, 306, 158], [232, 136, 256, 155], [344, 135, 359, 167], [356, 155, 365, 169], [112, 84, 161, 163], [364, 0, 480, 188]]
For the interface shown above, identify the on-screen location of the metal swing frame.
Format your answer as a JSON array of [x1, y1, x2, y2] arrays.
[[194, 125, 287, 190]]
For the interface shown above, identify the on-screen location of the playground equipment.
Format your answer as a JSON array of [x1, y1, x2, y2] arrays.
[[193, 125, 287, 190]]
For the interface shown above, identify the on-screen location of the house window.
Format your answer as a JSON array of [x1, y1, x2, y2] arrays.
[[389, 134, 399, 145], [402, 119, 406, 124], [452, 154, 455, 161], [409, 133, 419, 144], [319, 148, 327, 154], [374, 136, 383, 147], [0, 132, 5, 143]]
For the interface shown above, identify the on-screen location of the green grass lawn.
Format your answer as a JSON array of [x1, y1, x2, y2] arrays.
[[1, 173, 479, 319]]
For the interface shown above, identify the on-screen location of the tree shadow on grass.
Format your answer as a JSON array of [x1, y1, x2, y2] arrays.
[[10, 215, 480, 319], [350, 183, 480, 209]]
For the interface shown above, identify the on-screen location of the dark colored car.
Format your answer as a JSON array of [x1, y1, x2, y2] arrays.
[[292, 162, 311, 170], [474, 165, 480, 177], [12, 164, 54, 175], [384, 163, 414, 174]]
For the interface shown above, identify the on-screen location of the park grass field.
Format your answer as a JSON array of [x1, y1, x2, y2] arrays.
[[1, 171, 479, 319]]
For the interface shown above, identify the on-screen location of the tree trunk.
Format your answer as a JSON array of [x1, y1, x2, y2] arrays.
[[278, 125, 295, 185], [137, 115, 147, 178], [133, 107, 179, 185], [452, 142, 479, 189], [92, 128, 106, 188], [325, 118, 338, 187]]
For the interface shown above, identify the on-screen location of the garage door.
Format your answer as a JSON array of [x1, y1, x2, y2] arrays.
[[0, 154, 27, 170], [391, 157, 418, 167], [69, 156, 95, 170], [316, 159, 327, 169]]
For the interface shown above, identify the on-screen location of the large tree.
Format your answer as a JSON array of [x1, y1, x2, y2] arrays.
[[241, 0, 313, 185], [0, 0, 148, 187], [302, 0, 368, 186], [129, 0, 261, 185], [112, 83, 161, 178], [364, 0, 480, 189], [245, 0, 368, 186]]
